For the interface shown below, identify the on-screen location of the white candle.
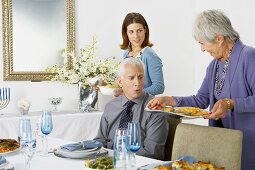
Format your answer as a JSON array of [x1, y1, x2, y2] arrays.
[[0, 88, 2, 101], [8, 88, 10, 100]]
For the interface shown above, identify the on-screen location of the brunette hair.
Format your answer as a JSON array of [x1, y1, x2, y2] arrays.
[[120, 12, 153, 50]]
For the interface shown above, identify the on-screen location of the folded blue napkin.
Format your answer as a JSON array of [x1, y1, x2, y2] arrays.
[[177, 156, 197, 165], [60, 140, 103, 151], [0, 156, 7, 165]]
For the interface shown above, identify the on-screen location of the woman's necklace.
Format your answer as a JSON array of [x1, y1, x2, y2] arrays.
[[214, 50, 233, 96], [129, 47, 142, 57]]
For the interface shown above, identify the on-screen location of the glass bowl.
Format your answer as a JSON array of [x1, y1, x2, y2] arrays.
[[48, 97, 62, 112]]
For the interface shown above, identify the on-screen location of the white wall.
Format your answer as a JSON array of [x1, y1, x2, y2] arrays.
[[1, 0, 255, 125]]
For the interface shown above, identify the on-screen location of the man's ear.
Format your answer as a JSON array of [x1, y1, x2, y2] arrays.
[[117, 76, 123, 88]]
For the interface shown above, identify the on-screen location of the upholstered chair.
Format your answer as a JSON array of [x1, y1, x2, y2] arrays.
[[171, 123, 243, 170], [164, 117, 181, 160]]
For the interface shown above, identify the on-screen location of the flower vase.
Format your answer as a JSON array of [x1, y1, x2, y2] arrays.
[[20, 107, 30, 116], [78, 82, 98, 112]]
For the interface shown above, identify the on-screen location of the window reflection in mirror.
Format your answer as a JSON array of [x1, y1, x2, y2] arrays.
[[13, 0, 66, 71], [2, 0, 75, 81]]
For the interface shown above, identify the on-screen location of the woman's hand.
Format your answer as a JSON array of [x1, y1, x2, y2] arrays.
[[203, 99, 230, 120], [113, 88, 123, 97], [146, 96, 177, 110]]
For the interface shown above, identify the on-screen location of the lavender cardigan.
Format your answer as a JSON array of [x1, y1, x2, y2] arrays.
[[175, 40, 255, 170]]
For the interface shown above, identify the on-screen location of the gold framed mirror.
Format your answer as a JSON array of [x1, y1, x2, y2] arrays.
[[2, 0, 75, 81]]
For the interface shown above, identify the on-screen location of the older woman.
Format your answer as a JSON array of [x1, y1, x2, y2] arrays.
[[117, 12, 165, 96], [147, 10, 255, 170]]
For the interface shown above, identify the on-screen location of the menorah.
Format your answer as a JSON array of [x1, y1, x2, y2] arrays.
[[0, 87, 10, 110]]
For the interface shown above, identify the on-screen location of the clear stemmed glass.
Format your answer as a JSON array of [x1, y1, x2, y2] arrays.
[[40, 110, 53, 155], [113, 128, 129, 169], [127, 122, 141, 168], [19, 118, 36, 170]]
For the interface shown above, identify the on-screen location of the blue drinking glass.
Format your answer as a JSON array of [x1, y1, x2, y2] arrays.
[[127, 122, 141, 168], [40, 110, 53, 155]]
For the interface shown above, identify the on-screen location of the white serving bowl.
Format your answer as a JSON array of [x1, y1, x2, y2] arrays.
[[99, 86, 116, 95]]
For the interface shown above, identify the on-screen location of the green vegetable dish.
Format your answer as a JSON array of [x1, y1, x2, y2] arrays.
[[85, 156, 113, 170]]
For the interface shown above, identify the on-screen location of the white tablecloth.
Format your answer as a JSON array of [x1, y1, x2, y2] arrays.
[[3, 137, 162, 170], [0, 110, 103, 142]]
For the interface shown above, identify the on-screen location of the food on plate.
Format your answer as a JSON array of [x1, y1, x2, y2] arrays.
[[0, 139, 20, 153], [154, 165, 172, 170], [174, 107, 209, 117], [192, 161, 225, 170], [172, 160, 191, 169], [153, 160, 225, 170], [192, 161, 214, 170], [85, 156, 113, 170], [105, 84, 120, 88], [158, 106, 208, 117], [161, 106, 175, 112]]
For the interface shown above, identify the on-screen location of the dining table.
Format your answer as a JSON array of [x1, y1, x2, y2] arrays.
[[2, 137, 163, 170], [0, 110, 103, 142]]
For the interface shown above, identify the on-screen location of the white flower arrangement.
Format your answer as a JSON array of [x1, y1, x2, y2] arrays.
[[17, 99, 31, 111], [46, 38, 119, 85]]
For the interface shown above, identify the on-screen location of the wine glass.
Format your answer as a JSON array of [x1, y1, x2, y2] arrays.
[[40, 110, 53, 155], [127, 122, 141, 168], [48, 97, 62, 112], [19, 118, 36, 170]]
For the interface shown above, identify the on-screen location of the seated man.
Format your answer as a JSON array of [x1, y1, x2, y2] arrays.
[[94, 58, 169, 160]]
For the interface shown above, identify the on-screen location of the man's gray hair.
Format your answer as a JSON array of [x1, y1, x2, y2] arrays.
[[117, 58, 144, 77], [192, 9, 240, 42]]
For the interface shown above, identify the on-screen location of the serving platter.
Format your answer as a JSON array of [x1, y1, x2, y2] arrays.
[[137, 156, 197, 170], [145, 106, 209, 119]]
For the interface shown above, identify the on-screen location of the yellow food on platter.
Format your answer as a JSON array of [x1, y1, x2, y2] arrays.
[[153, 160, 225, 170], [174, 107, 209, 116], [0, 139, 20, 153], [154, 165, 172, 170], [172, 160, 190, 169], [161, 106, 175, 112], [105, 84, 120, 88], [160, 106, 209, 117]]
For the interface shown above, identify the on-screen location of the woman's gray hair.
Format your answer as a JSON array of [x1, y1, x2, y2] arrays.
[[117, 58, 144, 77], [192, 9, 240, 42]]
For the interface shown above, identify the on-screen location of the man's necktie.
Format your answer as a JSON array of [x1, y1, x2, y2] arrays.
[[118, 100, 136, 129]]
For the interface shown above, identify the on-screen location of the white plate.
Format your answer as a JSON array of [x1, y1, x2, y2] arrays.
[[137, 156, 197, 170], [55, 146, 102, 159], [137, 161, 173, 170], [145, 107, 208, 119], [0, 147, 20, 156], [99, 86, 115, 95]]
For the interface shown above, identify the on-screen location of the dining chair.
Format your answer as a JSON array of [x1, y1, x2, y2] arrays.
[[171, 123, 243, 170], [164, 116, 181, 161]]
